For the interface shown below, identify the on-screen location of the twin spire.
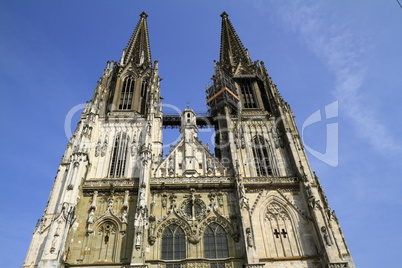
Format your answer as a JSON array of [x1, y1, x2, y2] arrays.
[[219, 12, 252, 69], [121, 11, 152, 66], [123, 11, 251, 69]]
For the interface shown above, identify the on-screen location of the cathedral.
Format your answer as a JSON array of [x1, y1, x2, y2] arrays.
[[23, 12, 355, 268]]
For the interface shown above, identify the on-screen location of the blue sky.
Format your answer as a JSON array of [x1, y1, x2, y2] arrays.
[[1, 1, 401, 267]]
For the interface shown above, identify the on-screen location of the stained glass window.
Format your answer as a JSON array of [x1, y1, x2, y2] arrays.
[[161, 224, 186, 260], [204, 223, 228, 259]]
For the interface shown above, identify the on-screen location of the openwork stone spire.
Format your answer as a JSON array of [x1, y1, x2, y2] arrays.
[[121, 11, 152, 66], [219, 12, 252, 71]]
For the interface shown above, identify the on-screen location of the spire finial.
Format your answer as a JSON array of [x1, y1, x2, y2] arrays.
[[122, 12, 152, 66], [219, 13, 252, 72]]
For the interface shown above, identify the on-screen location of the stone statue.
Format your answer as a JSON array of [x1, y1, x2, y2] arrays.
[[101, 139, 108, 157], [107, 196, 114, 210], [161, 194, 167, 208], [95, 140, 101, 157], [87, 209, 95, 224], [121, 211, 127, 223], [321, 226, 331, 246], [135, 231, 142, 250], [168, 157, 174, 174], [246, 228, 253, 247]]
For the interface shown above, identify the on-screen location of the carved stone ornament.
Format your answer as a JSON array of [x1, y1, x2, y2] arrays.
[[101, 138, 108, 157], [161, 194, 167, 209], [156, 218, 191, 239], [87, 209, 95, 224], [95, 140, 101, 157], [177, 198, 208, 222], [135, 231, 142, 250], [321, 226, 332, 246], [265, 202, 290, 221], [199, 216, 233, 241], [329, 263, 348, 268], [246, 227, 254, 247]]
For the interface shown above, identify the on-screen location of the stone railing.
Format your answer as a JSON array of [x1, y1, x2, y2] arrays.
[[244, 264, 265, 268], [328, 263, 349, 268], [71, 265, 132, 268], [156, 260, 234, 268], [83, 178, 138, 189], [243, 176, 299, 184], [151, 177, 233, 184]]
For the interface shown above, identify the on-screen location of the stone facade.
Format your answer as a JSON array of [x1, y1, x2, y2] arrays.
[[23, 12, 355, 268]]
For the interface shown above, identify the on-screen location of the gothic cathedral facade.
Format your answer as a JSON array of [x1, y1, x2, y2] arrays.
[[23, 12, 355, 268]]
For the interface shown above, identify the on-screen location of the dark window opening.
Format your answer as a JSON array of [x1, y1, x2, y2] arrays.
[[204, 223, 228, 259], [252, 136, 273, 176], [162, 224, 186, 260], [109, 132, 129, 178], [140, 80, 148, 113], [119, 77, 135, 110], [238, 79, 257, 108]]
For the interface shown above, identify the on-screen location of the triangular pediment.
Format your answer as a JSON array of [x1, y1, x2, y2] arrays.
[[154, 137, 224, 178]]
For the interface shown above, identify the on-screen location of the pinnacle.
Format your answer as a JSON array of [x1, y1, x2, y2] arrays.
[[220, 12, 229, 18], [219, 12, 251, 70], [122, 11, 152, 66]]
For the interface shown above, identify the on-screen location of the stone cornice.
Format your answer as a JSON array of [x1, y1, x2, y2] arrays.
[[150, 176, 233, 189], [83, 178, 138, 191]]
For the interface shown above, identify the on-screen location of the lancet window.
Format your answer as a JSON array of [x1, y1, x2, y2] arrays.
[[140, 80, 148, 113], [252, 136, 273, 176], [204, 223, 229, 259], [109, 132, 129, 178], [94, 221, 119, 262], [119, 76, 135, 110], [264, 201, 302, 257], [238, 79, 257, 108], [161, 224, 186, 260]]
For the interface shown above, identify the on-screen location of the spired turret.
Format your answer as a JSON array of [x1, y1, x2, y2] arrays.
[[207, 12, 356, 268], [90, 11, 157, 116]]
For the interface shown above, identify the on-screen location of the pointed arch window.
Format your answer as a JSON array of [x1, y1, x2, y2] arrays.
[[238, 79, 257, 108], [119, 76, 135, 110], [140, 80, 148, 98], [94, 221, 119, 262], [252, 136, 273, 176], [204, 223, 228, 259], [140, 80, 148, 114], [161, 224, 186, 260], [109, 132, 129, 178], [264, 201, 308, 257]]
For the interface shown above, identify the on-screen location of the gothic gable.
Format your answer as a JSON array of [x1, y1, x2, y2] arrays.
[[154, 138, 224, 177]]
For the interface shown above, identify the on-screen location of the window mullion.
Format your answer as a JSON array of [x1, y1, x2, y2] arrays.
[[116, 132, 123, 177], [122, 80, 128, 110]]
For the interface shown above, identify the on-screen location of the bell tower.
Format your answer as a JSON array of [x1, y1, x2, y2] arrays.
[[23, 12, 163, 268], [109, 11, 153, 115], [206, 12, 355, 268]]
